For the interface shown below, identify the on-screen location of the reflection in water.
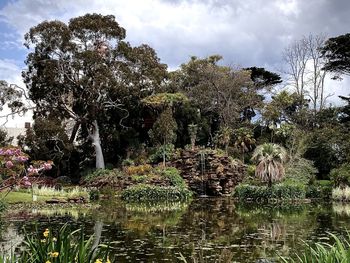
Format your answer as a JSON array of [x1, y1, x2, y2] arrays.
[[1, 199, 349, 262]]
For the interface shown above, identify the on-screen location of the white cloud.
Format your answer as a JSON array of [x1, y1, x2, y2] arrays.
[[0, 0, 349, 112]]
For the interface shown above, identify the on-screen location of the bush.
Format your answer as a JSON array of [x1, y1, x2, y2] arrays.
[[285, 157, 318, 185], [125, 164, 153, 175], [234, 183, 306, 202], [148, 144, 176, 164], [306, 180, 332, 199], [121, 158, 134, 167], [330, 163, 350, 188], [83, 169, 123, 182], [158, 167, 187, 188], [121, 184, 193, 202]]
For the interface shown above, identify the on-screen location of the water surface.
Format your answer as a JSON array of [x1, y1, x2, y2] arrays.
[[1, 198, 350, 262]]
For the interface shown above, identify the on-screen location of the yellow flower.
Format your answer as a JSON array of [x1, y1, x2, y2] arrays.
[[52, 237, 57, 242], [95, 259, 103, 263], [43, 229, 49, 238], [106, 258, 111, 263], [45, 261, 51, 263], [49, 252, 59, 258]]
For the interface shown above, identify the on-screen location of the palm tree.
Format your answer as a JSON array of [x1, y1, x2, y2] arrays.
[[251, 143, 288, 187]]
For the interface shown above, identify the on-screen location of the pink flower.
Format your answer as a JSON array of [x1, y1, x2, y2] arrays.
[[43, 162, 52, 170], [5, 161, 14, 169]]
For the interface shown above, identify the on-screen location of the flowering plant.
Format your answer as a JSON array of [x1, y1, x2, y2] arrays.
[[0, 146, 53, 190]]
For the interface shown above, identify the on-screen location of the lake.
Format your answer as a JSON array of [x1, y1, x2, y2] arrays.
[[1, 198, 350, 262]]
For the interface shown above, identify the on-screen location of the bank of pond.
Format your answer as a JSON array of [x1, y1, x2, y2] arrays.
[[2, 197, 350, 262]]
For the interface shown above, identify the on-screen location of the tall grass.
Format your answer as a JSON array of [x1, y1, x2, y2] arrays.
[[281, 232, 350, 263], [31, 185, 89, 199], [0, 224, 112, 263], [332, 186, 350, 202]]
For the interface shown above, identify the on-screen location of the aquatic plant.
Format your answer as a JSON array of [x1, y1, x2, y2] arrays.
[[0, 224, 112, 263], [31, 185, 89, 200], [281, 232, 350, 263]]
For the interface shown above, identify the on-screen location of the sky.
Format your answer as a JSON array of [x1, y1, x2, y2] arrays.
[[0, 0, 350, 127]]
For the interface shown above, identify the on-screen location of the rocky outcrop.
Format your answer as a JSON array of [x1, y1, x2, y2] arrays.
[[171, 149, 246, 196]]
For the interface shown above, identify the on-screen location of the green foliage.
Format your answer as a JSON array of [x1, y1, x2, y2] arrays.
[[321, 33, 350, 75], [305, 181, 332, 199], [0, 199, 7, 213], [158, 167, 187, 188], [330, 163, 350, 188], [121, 184, 193, 202], [121, 158, 134, 167], [234, 183, 306, 201], [83, 169, 122, 183], [281, 232, 350, 263], [0, 224, 112, 262], [142, 92, 188, 108], [285, 157, 318, 185], [148, 144, 176, 164]]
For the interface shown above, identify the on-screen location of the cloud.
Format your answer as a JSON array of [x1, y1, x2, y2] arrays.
[[0, 0, 349, 101]]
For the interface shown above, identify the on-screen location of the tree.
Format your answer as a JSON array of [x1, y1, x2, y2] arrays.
[[283, 34, 331, 114], [251, 143, 288, 186], [321, 33, 350, 76], [0, 81, 29, 125], [23, 13, 167, 169], [143, 93, 187, 166]]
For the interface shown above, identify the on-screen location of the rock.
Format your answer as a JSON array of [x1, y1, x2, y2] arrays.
[[45, 198, 68, 204], [170, 149, 247, 196], [55, 176, 72, 185]]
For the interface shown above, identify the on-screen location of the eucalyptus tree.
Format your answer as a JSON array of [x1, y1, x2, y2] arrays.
[[23, 13, 167, 169], [0, 81, 30, 125]]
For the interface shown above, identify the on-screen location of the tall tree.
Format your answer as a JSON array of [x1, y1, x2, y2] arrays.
[[283, 34, 331, 114], [0, 81, 29, 125], [23, 13, 167, 169], [321, 33, 350, 76]]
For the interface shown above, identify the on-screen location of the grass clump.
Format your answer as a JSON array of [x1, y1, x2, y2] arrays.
[[121, 184, 192, 202], [281, 232, 350, 263], [332, 186, 350, 202], [0, 224, 112, 263], [31, 185, 89, 199]]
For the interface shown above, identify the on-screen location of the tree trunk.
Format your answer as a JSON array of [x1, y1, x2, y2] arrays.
[[90, 120, 105, 169]]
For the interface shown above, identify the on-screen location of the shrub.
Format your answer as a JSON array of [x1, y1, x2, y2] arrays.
[[285, 157, 317, 185], [158, 167, 187, 188], [125, 164, 152, 176], [121, 184, 193, 202], [83, 169, 123, 182], [330, 163, 350, 188], [148, 144, 176, 164], [306, 180, 332, 199], [234, 183, 306, 201], [332, 186, 350, 202], [121, 158, 134, 167]]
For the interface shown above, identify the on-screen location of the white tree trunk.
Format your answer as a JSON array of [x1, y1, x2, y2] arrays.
[[90, 120, 105, 169]]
